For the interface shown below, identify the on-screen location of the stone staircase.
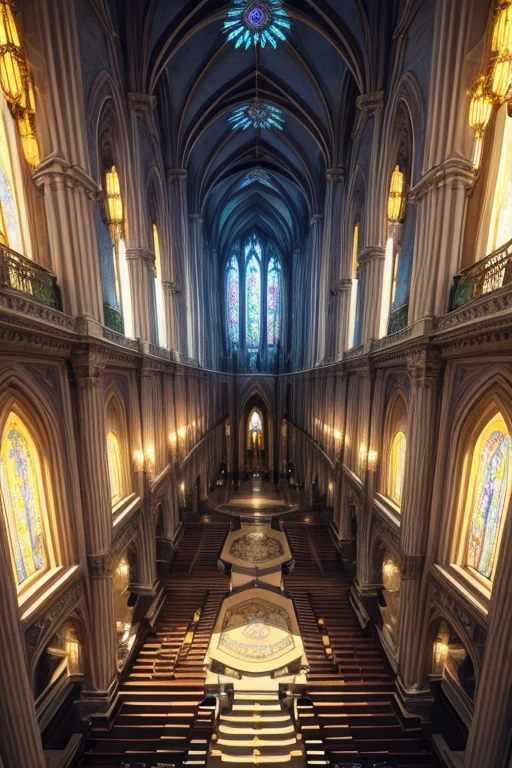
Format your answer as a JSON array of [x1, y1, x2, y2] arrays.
[[209, 691, 304, 766]]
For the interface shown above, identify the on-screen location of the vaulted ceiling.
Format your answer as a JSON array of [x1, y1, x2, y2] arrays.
[[118, 0, 398, 261]]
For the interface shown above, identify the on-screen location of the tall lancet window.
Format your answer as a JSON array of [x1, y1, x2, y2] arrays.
[[227, 254, 240, 346], [267, 256, 282, 347], [465, 414, 511, 580], [245, 243, 261, 350]]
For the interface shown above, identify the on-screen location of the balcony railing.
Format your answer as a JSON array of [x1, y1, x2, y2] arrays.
[[103, 302, 124, 334], [0, 243, 61, 309], [449, 237, 512, 312], [387, 302, 409, 334]]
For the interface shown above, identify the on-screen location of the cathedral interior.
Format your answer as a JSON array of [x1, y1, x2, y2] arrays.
[[0, 0, 512, 767]]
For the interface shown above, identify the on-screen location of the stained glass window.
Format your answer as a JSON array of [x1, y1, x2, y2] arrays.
[[227, 255, 240, 346], [0, 106, 23, 254], [389, 430, 406, 504], [466, 414, 511, 579], [107, 430, 124, 506], [267, 256, 281, 346], [0, 413, 48, 585], [246, 247, 261, 350]]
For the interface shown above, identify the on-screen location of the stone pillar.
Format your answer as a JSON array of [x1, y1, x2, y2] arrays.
[[72, 347, 118, 705], [309, 214, 323, 365], [320, 169, 345, 361], [357, 246, 386, 344], [126, 248, 156, 342], [26, 0, 104, 322], [134, 364, 157, 593], [162, 280, 182, 352], [463, 501, 512, 768], [396, 347, 443, 695], [167, 169, 191, 355], [0, 517, 46, 767], [189, 214, 204, 363], [330, 279, 352, 360]]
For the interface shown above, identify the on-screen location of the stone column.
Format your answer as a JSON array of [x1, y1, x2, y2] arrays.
[[189, 214, 204, 363], [134, 364, 157, 593], [162, 280, 182, 352], [126, 248, 156, 342], [396, 347, 443, 696], [463, 501, 512, 768], [167, 169, 191, 355], [72, 347, 118, 705], [26, 0, 104, 323], [0, 516, 46, 767], [357, 246, 386, 344], [320, 169, 345, 361], [330, 279, 352, 359]]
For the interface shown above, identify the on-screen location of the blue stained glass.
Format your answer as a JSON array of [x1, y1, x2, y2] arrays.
[[246, 251, 261, 349], [227, 255, 240, 346], [229, 100, 285, 131], [267, 256, 281, 346], [223, 0, 291, 50]]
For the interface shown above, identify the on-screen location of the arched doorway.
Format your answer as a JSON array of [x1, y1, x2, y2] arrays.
[[246, 407, 265, 470]]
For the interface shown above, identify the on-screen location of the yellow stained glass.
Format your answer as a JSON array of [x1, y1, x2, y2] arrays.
[[0, 413, 48, 585], [107, 430, 124, 507], [389, 430, 406, 504], [351, 223, 360, 278]]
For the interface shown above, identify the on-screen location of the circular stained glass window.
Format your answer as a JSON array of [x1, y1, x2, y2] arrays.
[[245, 5, 268, 28]]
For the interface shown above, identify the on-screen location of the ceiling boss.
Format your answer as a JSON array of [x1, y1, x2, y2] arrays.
[[223, 0, 291, 49]]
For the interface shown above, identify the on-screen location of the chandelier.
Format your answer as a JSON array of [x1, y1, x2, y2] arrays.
[[230, 99, 284, 131], [223, 0, 291, 50]]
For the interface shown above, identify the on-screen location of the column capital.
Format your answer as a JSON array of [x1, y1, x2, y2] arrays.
[[356, 90, 384, 115], [408, 156, 477, 204], [72, 344, 109, 388], [310, 213, 323, 226], [399, 552, 425, 580], [406, 345, 443, 385], [87, 552, 114, 578], [33, 155, 102, 202], [326, 167, 345, 183], [162, 279, 182, 296], [189, 213, 204, 226], [128, 91, 157, 118], [330, 278, 352, 296], [358, 245, 386, 265], [167, 168, 188, 182], [125, 247, 155, 266]]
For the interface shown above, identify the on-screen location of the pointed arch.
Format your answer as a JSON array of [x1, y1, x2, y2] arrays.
[[105, 386, 131, 509]]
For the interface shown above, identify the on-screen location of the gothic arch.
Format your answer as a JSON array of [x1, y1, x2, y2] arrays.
[[104, 384, 132, 508]]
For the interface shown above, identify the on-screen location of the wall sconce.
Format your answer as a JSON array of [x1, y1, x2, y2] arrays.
[[65, 636, 81, 675], [225, 421, 231, 438], [116, 558, 130, 579], [169, 431, 177, 458], [177, 426, 186, 440], [179, 480, 186, 505], [367, 449, 378, 472], [359, 443, 367, 467], [432, 640, 449, 676], [468, 75, 493, 170], [382, 558, 401, 592], [145, 445, 155, 478], [133, 449, 144, 473]]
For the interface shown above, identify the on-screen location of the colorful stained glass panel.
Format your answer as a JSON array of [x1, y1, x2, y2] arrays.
[[0, 416, 47, 585], [389, 430, 406, 504], [246, 253, 261, 349], [267, 256, 281, 346], [227, 255, 240, 346], [467, 421, 511, 579]]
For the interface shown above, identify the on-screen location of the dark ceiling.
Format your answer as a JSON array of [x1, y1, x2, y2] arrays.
[[117, 0, 396, 260]]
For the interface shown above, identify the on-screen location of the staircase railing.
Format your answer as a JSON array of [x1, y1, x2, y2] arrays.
[[449, 237, 512, 311], [152, 594, 207, 678]]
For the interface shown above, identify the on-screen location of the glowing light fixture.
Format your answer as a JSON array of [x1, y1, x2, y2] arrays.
[[432, 640, 449, 675], [468, 75, 493, 138], [382, 558, 401, 592], [229, 98, 284, 131], [492, 1, 512, 53], [491, 51, 512, 100], [0, 1, 24, 105], [223, 0, 291, 50], [17, 109, 39, 167], [105, 165, 124, 241], [387, 165, 405, 222]]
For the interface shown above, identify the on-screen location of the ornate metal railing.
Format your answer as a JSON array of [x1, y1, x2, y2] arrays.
[[103, 302, 124, 334], [0, 243, 61, 309], [449, 237, 512, 311], [387, 302, 409, 334]]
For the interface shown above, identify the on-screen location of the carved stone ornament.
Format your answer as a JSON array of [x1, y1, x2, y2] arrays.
[[326, 167, 345, 183], [125, 247, 155, 266], [32, 155, 102, 202], [408, 157, 477, 204], [356, 91, 384, 115], [310, 213, 323, 226], [162, 280, 182, 296], [72, 345, 110, 387], [127, 92, 157, 119], [406, 346, 442, 384], [399, 552, 425, 580], [24, 579, 85, 655], [373, 514, 400, 553], [330, 278, 352, 296], [87, 552, 114, 578], [429, 577, 487, 661], [357, 245, 386, 265], [167, 168, 188, 183]]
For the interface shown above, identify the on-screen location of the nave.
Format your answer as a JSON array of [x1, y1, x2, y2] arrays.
[[80, 518, 439, 768]]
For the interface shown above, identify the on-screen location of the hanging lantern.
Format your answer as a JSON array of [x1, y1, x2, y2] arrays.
[[17, 109, 40, 167], [0, 2, 20, 48], [18, 72, 35, 113], [0, 47, 24, 103], [491, 51, 512, 100], [105, 165, 123, 240], [492, 1, 512, 53], [468, 75, 493, 138], [387, 165, 405, 222]]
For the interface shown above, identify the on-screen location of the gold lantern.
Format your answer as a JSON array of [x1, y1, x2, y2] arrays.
[[468, 75, 493, 138], [491, 51, 512, 100], [492, 1, 512, 53], [16, 109, 39, 167], [387, 165, 405, 222], [0, 2, 20, 48], [19, 72, 35, 113], [105, 165, 124, 241], [0, 2, 25, 105]]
